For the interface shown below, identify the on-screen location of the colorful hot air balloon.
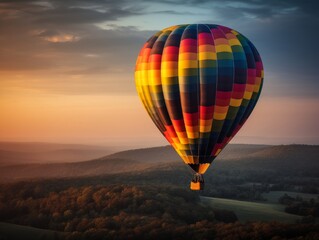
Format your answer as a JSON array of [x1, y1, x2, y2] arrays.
[[135, 24, 264, 190]]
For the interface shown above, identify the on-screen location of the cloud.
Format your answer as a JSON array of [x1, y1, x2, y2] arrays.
[[153, 0, 318, 20], [0, 0, 151, 72], [0, 0, 143, 27], [0, 0, 318, 98], [0, 0, 154, 96]]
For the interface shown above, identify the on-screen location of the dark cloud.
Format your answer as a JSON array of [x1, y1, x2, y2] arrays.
[[151, 0, 318, 20], [0, 0, 142, 27], [148, 10, 196, 15], [0, 0, 318, 97], [0, 0, 150, 73], [0, 0, 153, 95]]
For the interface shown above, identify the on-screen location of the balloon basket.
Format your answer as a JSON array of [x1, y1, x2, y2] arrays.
[[190, 173, 204, 191]]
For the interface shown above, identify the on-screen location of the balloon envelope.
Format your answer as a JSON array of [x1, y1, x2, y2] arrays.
[[135, 24, 264, 174]]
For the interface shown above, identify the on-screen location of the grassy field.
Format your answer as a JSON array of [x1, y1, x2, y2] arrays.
[[201, 196, 301, 223], [262, 191, 319, 203], [0, 222, 64, 240]]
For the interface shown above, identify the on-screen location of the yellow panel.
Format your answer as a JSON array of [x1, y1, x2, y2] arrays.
[[254, 84, 261, 93], [181, 155, 189, 164], [186, 131, 199, 139], [161, 68, 178, 77], [200, 124, 212, 133], [231, 30, 239, 35], [179, 137, 189, 145], [134, 71, 141, 81], [199, 52, 217, 60], [162, 61, 178, 69], [216, 45, 232, 52], [140, 71, 148, 84], [215, 105, 228, 113], [176, 131, 188, 139], [139, 62, 148, 70], [179, 60, 198, 68], [176, 143, 189, 151], [229, 39, 241, 46], [148, 70, 161, 85], [174, 148, 183, 156], [214, 112, 227, 120], [230, 98, 242, 107], [149, 85, 161, 94], [243, 91, 253, 100]]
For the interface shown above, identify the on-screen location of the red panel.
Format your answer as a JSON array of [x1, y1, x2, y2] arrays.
[[164, 46, 179, 55], [183, 112, 199, 125], [232, 91, 245, 99], [200, 106, 214, 119], [171, 119, 186, 132], [211, 29, 225, 39], [247, 69, 256, 83], [181, 39, 197, 46], [149, 61, 161, 70], [198, 33, 214, 45], [163, 131, 173, 143], [149, 54, 162, 62], [232, 83, 246, 92], [215, 98, 231, 106], [256, 61, 263, 70], [141, 48, 151, 62], [180, 44, 197, 53], [162, 54, 178, 61], [166, 125, 178, 138]]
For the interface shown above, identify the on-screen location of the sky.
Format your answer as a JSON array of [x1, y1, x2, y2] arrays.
[[0, 0, 318, 148]]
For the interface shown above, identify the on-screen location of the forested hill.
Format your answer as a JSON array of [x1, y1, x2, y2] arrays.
[[0, 144, 318, 182]]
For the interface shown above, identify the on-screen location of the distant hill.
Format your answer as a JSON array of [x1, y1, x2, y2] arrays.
[[0, 158, 150, 182], [215, 145, 319, 174], [0, 142, 122, 166], [0, 144, 318, 182], [106, 145, 179, 163], [106, 144, 269, 162]]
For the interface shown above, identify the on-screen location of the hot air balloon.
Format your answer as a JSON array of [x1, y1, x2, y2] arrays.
[[135, 24, 264, 190]]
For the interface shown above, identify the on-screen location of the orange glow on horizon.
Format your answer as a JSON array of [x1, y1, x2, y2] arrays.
[[1, 73, 318, 147]]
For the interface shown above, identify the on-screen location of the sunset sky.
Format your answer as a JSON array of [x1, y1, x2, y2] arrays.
[[0, 0, 318, 148]]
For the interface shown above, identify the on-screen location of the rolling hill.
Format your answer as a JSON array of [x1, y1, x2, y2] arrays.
[[0, 144, 318, 182], [0, 142, 122, 166]]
